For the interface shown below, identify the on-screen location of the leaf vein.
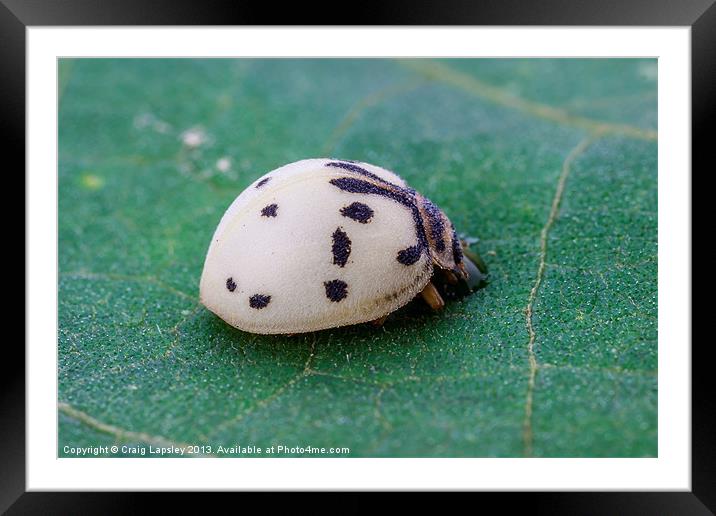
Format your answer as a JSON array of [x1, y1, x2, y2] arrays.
[[522, 136, 596, 457], [59, 401, 211, 456], [399, 60, 657, 141], [322, 79, 426, 155]]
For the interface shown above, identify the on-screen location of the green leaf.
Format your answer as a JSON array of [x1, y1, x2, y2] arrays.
[[59, 58, 657, 457]]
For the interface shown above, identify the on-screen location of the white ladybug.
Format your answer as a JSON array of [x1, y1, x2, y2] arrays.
[[199, 159, 485, 334]]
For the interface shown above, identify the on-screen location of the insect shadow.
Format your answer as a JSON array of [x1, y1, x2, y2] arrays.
[[202, 286, 483, 365]]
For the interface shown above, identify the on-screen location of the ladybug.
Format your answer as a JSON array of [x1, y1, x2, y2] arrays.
[[199, 159, 485, 334]]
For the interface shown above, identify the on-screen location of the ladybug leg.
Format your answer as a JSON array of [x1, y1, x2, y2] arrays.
[[443, 270, 461, 285], [370, 314, 389, 326], [420, 281, 445, 311]]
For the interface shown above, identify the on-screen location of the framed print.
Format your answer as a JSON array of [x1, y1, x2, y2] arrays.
[[8, 0, 710, 511]]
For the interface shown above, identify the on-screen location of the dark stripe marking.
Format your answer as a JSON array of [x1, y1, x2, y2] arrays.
[[326, 161, 417, 195], [451, 225, 464, 265], [328, 177, 429, 256], [340, 202, 374, 224], [324, 279, 348, 302], [325, 161, 393, 185], [422, 198, 446, 252], [331, 227, 352, 267]]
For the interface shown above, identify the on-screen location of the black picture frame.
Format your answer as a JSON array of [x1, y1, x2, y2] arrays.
[[6, 0, 708, 512]]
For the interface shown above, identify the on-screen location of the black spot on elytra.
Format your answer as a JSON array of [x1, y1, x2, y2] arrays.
[[249, 294, 271, 309], [261, 203, 278, 217], [324, 279, 348, 302], [397, 245, 423, 266], [226, 277, 237, 292], [255, 177, 271, 188], [340, 202, 374, 224], [331, 227, 351, 267]]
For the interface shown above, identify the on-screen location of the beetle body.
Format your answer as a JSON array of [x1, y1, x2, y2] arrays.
[[200, 159, 472, 334]]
